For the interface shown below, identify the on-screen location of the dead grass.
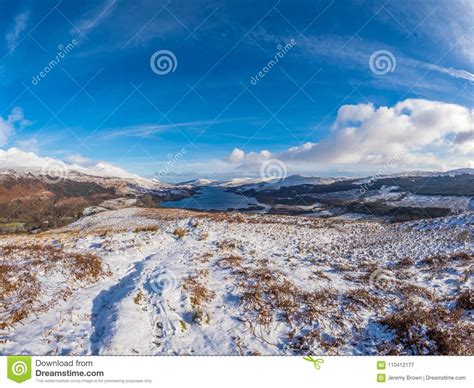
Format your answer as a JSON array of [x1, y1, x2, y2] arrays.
[[238, 266, 340, 328], [182, 275, 215, 309], [456, 289, 473, 310], [218, 255, 243, 269], [182, 274, 215, 325], [217, 239, 239, 251], [0, 243, 109, 330], [198, 231, 209, 241], [134, 225, 159, 233], [378, 302, 473, 355], [173, 227, 186, 238], [394, 257, 414, 268], [212, 252, 352, 353], [398, 283, 437, 301], [420, 251, 472, 267], [343, 288, 385, 310], [133, 291, 143, 305]]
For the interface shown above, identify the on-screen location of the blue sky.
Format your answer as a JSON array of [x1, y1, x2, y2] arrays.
[[0, 0, 473, 182]]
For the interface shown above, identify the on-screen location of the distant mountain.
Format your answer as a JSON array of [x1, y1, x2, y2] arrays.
[[258, 174, 338, 189], [178, 177, 271, 188], [0, 149, 194, 232], [377, 168, 474, 179], [0, 148, 169, 195], [184, 169, 474, 191], [179, 174, 340, 189], [177, 178, 216, 187], [436, 168, 474, 176]]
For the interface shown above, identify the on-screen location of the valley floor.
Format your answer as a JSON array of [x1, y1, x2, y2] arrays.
[[1, 208, 472, 355]]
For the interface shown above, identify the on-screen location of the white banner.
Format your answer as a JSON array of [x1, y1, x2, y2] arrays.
[[0, 356, 471, 387]]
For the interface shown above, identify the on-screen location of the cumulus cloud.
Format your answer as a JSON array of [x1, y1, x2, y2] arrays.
[[227, 148, 245, 164], [227, 99, 473, 171], [0, 107, 31, 146], [227, 149, 273, 168], [64, 153, 94, 166], [453, 130, 474, 155], [6, 12, 29, 50]]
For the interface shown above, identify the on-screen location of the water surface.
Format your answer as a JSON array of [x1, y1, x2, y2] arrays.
[[161, 187, 263, 211]]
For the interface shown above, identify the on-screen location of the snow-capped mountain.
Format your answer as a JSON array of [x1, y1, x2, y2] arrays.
[[0, 148, 168, 194], [177, 178, 216, 187], [255, 174, 337, 189], [436, 168, 474, 177], [179, 175, 339, 189]]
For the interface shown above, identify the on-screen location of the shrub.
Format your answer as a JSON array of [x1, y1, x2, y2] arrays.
[[456, 289, 473, 310], [134, 291, 143, 305], [134, 225, 159, 233], [173, 227, 186, 238]]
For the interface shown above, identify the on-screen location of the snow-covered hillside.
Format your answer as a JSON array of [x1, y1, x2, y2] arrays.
[[1, 208, 472, 355], [0, 148, 169, 195]]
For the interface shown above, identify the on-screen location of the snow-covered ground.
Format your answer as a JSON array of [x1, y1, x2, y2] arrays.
[[1, 208, 472, 355], [388, 194, 473, 212]]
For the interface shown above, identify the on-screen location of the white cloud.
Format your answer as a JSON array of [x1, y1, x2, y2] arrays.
[[398, 58, 474, 83], [74, 0, 117, 35], [101, 122, 204, 140], [228, 99, 473, 172], [101, 118, 245, 140], [296, 33, 474, 84], [6, 12, 29, 51], [227, 148, 245, 164], [387, 0, 474, 65], [0, 107, 31, 146], [228, 149, 273, 168], [64, 153, 93, 166]]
